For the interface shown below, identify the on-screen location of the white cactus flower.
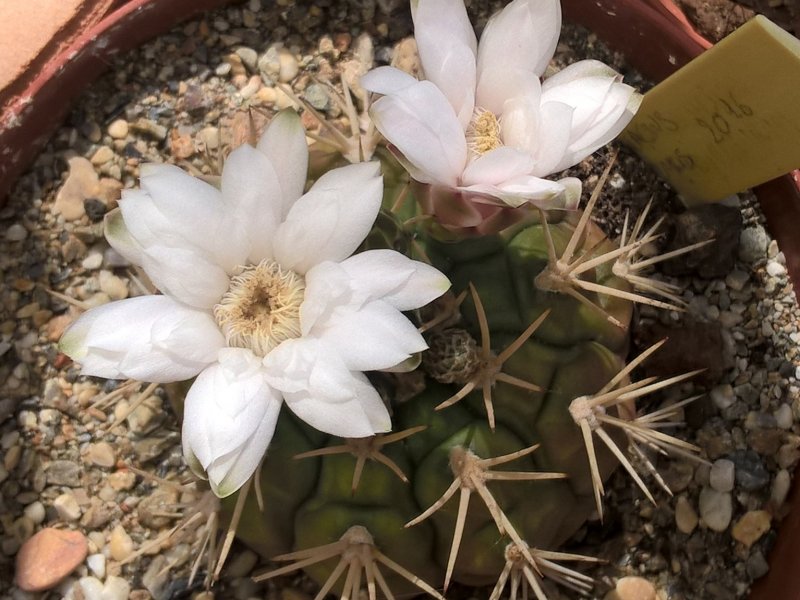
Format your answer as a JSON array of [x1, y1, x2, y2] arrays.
[[360, 0, 642, 209], [60, 109, 450, 497]]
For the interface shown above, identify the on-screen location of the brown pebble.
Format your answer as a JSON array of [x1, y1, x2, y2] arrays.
[[15, 528, 88, 591], [732, 510, 771, 548], [47, 314, 73, 342], [604, 576, 657, 600]]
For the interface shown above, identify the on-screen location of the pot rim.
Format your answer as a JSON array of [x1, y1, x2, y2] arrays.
[[1, 1, 798, 597]]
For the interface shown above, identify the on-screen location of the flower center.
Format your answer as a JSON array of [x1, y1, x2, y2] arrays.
[[214, 260, 305, 357], [466, 108, 503, 156]]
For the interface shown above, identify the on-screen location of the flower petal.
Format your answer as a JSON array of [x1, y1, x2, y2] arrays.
[[461, 147, 535, 187], [477, 0, 560, 101], [360, 66, 419, 95], [541, 61, 639, 169], [301, 252, 449, 335], [272, 162, 383, 274], [118, 189, 234, 308], [137, 244, 230, 309], [263, 338, 391, 437], [369, 81, 467, 187], [476, 67, 541, 118], [137, 164, 247, 271], [284, 372, 391, 438], [459, 174, 568, 209], [256, 109, 309, 218], [339, 249, 451, 310], [221, 143, 283, 262], [59, 295, 224, 383], [313, 299, 428, 371], [552, 91, 642, 172], [411, 0, 477, 128], [503, 99, 575, 176], [182, 348, 282, 497], [104, 208, 144, 267]]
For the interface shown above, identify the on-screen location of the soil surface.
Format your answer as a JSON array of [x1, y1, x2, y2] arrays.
[[677, 0, 799, 40]]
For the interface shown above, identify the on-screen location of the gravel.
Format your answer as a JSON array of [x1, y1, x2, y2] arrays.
[[0, 2, 798, 599]]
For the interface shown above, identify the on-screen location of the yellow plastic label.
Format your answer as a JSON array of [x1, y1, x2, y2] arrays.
[[621, 15, 800, 204]]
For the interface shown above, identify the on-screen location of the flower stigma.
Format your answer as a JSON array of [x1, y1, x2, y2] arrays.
[[214, 260, 305, 357], [466, 108, 503, 156]]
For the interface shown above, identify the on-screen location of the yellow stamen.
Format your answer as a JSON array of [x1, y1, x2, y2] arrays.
[[466, 108, 503, 156], [214, 260, 305, 356]]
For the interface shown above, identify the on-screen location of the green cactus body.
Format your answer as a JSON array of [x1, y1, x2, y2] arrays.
[[229, 155, 635, 592]]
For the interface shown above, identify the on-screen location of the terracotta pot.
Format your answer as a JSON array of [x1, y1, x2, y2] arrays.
[[1, 0, 799, 597]]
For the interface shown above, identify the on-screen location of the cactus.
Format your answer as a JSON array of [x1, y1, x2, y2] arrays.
[[219, 148, 701, 599]]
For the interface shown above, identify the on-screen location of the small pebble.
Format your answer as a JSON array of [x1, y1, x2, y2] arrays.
[[746, 550, 770, 579], [108, 525, 134, 561], [604, 576, 657, 600], [107, 119, 129, 139], [78, 576, 104, 599], [46, 460, 81, 486], [132, 118, 168, 141], [724, 269, 749, 291], [738, 225, 768, 263], [730, 449, 770, 491], [775, 403, 793, 429], [83, 198, 107, 222], [86, 553, 106, 579], [278, 48, 299, 82], [710, 384, 735, 410], [675, 496, 699, 534], [731, 510, 771, 548], [90, 146, 115, 166], [23, 501, 45, 525], [709, 459, 735, 492], [766, 260, 786, 277], [53, 157, 99, 220], [54, 493, 82, 521], [98, 270, 128, 300], [235, 46, 259, 71], [81, 251, 104, 271], [5, 224, 28, 241], [85, 442, 115, 468], [699, 487, 733, 532], [102, 575, 130, 600], [772, 469, 791, 506], [108, 470, 137, 491], [15, 528, 88, 592], [304, 83, 330, 110]]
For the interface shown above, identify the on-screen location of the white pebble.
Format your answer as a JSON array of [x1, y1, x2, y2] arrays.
[[78, 576, 104, 600], [54, 492, 82, 521], [699, 487, 733, 532], [772, 469, 791, 507], [710, 384, 735, 410], [5, 224, 28, 241], [101, 575, 130, 600], [709, 459, 735, 492], [766, 261, 786, 277], [98, 270, 128, 300], [81, 251, 104, 271], [87, 553, 106, 579], [23, 501, 45, 524], [775, 403, 793, 429], [277, 48, 299, 82]]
